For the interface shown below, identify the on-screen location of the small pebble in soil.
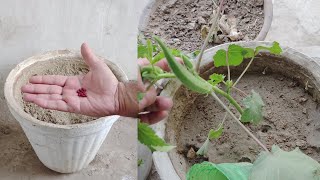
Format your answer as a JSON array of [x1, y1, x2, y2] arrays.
[[302, 108, 307, 114], [298, 97, 308, 104], [77, 88, 87, 97], [187, 147, 196, 159]]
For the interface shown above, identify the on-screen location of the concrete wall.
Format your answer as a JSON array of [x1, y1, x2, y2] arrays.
[[0, 0, 148, 80]]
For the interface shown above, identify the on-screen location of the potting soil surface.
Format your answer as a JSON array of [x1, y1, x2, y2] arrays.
[[142, 0, 264, 52], [167, 72, 320, 175]]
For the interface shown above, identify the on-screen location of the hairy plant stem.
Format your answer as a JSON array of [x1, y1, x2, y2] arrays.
[[195, 0, 224, 72], [233, 55, 256, 87], [212, 86, 243, 114], [210, 92, 270, 152]]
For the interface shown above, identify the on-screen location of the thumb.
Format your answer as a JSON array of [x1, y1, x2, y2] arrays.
[[81, 42, 103, 69]]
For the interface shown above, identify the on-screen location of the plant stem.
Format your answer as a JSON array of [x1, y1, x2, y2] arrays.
[[212, 86, 243, 114], [226, 50, 231, 82], [233, 55, 255, 87], [210, 92, 269, 152], [156, 73, 176, 79], [195, 0, 224, 72]]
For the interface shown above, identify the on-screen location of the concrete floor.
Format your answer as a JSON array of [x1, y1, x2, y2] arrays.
[[0, 67, 137, 180]]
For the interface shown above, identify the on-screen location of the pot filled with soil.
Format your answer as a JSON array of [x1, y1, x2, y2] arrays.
[[140, 0, 273, 52], [152, 41, 320, 179], [4, 50, 127, 173]]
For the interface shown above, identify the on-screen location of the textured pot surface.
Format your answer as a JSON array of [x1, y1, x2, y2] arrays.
[[4, 50, 127, 173], [153, 41, 320, 179]]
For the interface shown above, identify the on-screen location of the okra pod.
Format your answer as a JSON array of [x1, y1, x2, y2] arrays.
[[154, 36, 212, 94]]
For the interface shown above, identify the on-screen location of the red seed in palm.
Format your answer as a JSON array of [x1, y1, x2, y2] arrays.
[[77, 88, 87, 97]]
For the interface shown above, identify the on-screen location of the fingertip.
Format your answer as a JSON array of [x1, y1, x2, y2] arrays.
[[139, 111, 168, 125], [21, 84, 30, 93], [22, 93, 34, 102]]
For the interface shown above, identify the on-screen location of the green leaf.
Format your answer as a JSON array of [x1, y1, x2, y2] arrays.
[[241, 90, 264, 124], [213, 45, 249, 67], [243, 48, 255, 58], [255, 41, 282, 55], [187, 161, 253, 180], [138, 121, 175, 152], [196, 138, 210, 156], [197, 125, 224, 156], [146, 39, 153, 62], [138, 44, 148, 59], [213, 49, 227, 67], [228, 44, 246, 66], [208, 73, 225, 86], [208, 126, 223, 140], [250, 145, 320, 180], [137, 92, 145, 102]]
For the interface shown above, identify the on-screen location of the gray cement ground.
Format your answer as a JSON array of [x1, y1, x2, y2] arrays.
[[0, 66, 137, 180]]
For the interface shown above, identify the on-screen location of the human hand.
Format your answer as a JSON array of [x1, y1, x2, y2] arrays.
[[21, 43, 174, 123], [137, 58, 176, 124], [21, 43, 141, 117]]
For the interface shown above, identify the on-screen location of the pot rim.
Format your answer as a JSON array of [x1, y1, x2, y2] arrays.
[[138, 0, 273, 41], [4, 49, 128, 130], [153, 41, 320, 180]]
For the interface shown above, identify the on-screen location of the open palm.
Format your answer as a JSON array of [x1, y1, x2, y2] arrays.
[[22, 43, 122, 117], [22, 43, 173, 122]]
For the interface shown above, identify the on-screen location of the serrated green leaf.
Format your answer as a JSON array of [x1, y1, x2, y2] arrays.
[[241, 90, 264, 124], [255, 41, 282, 55], [250, 145, 320, 180], [187, 161, 253, 180], [196, 138, 210, 156], [208, 73, 225, 86], [138, 121, 175, 152], [208, 126, 223, 140]]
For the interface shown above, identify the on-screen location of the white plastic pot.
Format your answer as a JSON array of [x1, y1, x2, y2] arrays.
[[4, 50, 127, 173], [152, 41, 320, 179]]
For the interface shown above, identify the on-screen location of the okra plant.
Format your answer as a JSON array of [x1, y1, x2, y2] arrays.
[[138, 36, 320, 179]]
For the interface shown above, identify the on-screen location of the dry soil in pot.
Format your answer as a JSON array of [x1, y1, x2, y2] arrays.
[[15, 59, 104, 125], [142, 0, 264, 52], [165, 57, 320, 176]]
